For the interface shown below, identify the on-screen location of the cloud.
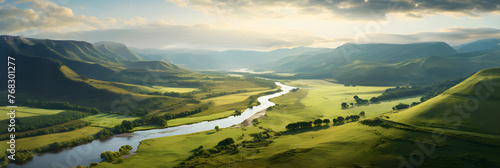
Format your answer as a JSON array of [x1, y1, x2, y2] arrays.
[[32, 22, 330, 50], [0, 0, 146, 34], [166, 0, 500, 20], [353, 27, 500, 45]]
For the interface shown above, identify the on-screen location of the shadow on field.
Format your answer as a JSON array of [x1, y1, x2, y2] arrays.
[[282, 126, 330, 135]]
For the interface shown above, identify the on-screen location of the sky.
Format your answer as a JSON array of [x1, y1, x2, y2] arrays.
[[1, 0, 500, 51]]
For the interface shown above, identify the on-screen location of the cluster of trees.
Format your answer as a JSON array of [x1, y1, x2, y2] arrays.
[[392, 102, 421, 110], [286, 115, 363, 131], [162, 91, 195, 98], [393, 103, 410, 110], [376, 77, 465, 102], [233, 110, 242, 116], [332, 115, 361, 124], [112, 120, 135, 134], [149, 104, 211, 127], [0, 120, 90, 140], [13, 150, 33, 163], [291, 88, 299, 92], [184, 137, 238, 162], [33, 133, 98, 155], [0, 111, 87, 134], [353, 95, 369, 104], [100, 145, 133, 162], [23, 100, 100, 114], [314, 119, 331, 126], [285, 121, 313, 130], [341, 96, 372, 108]]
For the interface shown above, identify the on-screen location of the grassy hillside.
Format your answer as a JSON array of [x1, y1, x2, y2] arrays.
[[389, 68, 500, 135], [0, 53, 183, 112], [124, 61, 190, 74], [94, 41, 142, 61]]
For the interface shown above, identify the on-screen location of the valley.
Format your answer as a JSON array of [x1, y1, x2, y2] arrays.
[[0, 35, 499, 168]]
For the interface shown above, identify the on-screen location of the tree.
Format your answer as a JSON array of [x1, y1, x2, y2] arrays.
[[353, 95, 359, 100], [332, 119, 338, 125], [217, 137, 235, 146], [122, 120, 133, 130], [350, 103, 354, 107], [314, 119, 323, 126], [323, 119, 331, 125], [215, 126, 220, 132], [337, 116, 345, 124], [394, 103, 410, 110], [350, 115, 361, 121], [370, 97, 380, 103], [359, 111, 365, 117], [159, 119, 168, 127], [341, 102, 348, 108]]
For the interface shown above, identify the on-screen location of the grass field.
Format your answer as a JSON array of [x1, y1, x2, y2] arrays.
[[261, 80, 421, 131], [0, 106, 66, 120], [96, 126, 264, 168], [167, 110, 235, 127], [0, 126, 103, 158], [82, 113, 141, 128], [150, 86, 198, 93]]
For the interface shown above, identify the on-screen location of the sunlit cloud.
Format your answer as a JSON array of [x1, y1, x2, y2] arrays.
[[166, 0, 500, 20], [32, 22, 332, 50], [354, 27, 500, 45]]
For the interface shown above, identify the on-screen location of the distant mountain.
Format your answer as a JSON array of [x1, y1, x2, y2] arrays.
[[131, 47, 327, 70], [269, 42, 500, 85], [456, 38, 500, 53], [94, 41, 142, 61], [334, 42, 457, 63], [274, 42, 457, 73]]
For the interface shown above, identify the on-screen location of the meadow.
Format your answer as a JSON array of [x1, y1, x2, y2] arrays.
[[260, 80, 421, 131], [82, 113, 141, 128], [0, 106, 66, 120], [95, 126, 264, 168]]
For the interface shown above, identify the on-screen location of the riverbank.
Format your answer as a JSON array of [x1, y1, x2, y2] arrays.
[[231, 109, 267, 128]]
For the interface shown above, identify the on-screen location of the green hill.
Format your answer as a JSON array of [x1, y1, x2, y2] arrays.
[[0, 36, 193, 84], [389, 68, 500, 135], [0, 53, 182, 112]]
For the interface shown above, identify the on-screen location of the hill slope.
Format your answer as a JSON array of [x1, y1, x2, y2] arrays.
[[94, 41, 142, 61], [389, 68, 500, 135], [456, 38, 500, 53]]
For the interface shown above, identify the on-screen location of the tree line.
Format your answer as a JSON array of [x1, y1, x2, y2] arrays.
[[22, 100, 100, 114], [286, 114, 363, 131], [0, 111, 87, 134], [376, 77, 466, 102], [0, 120, 90, 141]]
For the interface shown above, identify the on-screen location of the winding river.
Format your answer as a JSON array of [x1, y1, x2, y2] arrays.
[[10, 82, 295, 168]]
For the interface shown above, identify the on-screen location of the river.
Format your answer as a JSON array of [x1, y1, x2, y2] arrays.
[[9, 82, 295, 168]]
